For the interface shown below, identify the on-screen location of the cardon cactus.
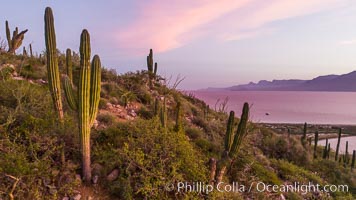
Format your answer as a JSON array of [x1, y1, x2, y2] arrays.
[[301, 122, 307, 147], [322, 138, 328, 159], [5, 20, 28, 54], [351, 150, 356, 171], [335, 128, 342, 161], [153, 98, 160, 116], [211, 103, 249, 185], [147, 49, 153, 73], [66, 48, 73, 82], [159, 98, 167, 128], [29, 43, 33, 57], [63, 30, 101, 182], [174, 101, 183, 132], [44, 7, 64, 121], [313, 130, 319, 159]]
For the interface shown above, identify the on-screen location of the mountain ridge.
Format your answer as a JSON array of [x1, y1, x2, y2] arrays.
[[219, 71, 356, 92]]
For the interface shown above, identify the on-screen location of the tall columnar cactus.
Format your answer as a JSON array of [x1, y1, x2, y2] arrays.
[[63, 30, 101, 182], [323, 138, 328, 159], [159, 98, 167, 128], [29, 44, 33, 57], [66, 48, 73, 82], [153, 98, 160, 116], [22, 46, 27, 57], [5, 20, 28, 54], [6, 21, 11, 50], [351, 150, 356, 171], [154, 62, 157, 76], [174, 101, 183, 132], [313, 130, 318, 159], [44, 7, 64, 121], [147, 49, 153, 73], [301, 122, 307, 147], [211, 103, 249, 185], [345, 141, 349, 165], [335, 128, 342, 161]]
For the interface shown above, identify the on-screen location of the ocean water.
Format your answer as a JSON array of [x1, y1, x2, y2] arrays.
[[319, 136, 356, 154], [192, 91, 356, 125]]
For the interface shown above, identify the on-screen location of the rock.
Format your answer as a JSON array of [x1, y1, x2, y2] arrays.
[[106, 102, 113, 109], [107, 168, 119, 182], [279, 194, 286, 200], [92, 175, 99, 184], [128, 109, 137, 117], [71, 194, 81, 200], [75, 174, 82, 182], [93, 120, 99, 129]]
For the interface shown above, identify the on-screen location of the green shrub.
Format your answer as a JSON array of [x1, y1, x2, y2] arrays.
[[97, 113, 115, 125], [185, 126, 203, 140]]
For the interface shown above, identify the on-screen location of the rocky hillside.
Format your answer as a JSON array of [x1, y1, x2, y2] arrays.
[[0, 52, 355, 200]]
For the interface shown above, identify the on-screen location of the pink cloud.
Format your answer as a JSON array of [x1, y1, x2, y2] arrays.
[[116, 0, 343, 55]]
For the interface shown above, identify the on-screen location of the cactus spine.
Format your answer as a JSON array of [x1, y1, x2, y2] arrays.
[[335, 128, 342, 161], [212, 103, 249, 185], [313, 130, 318, 159], [44, 7, 64, 121], [66, 48, 73, 82]]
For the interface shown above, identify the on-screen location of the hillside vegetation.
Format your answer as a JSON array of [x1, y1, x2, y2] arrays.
[[0, 7, 356, 200]]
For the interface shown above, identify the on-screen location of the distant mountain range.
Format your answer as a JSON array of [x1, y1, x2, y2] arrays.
[[211, 71, 356, 92]]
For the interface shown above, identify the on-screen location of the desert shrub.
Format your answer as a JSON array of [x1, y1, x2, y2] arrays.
[[257, 128, 311, 166], [93, 119, 207, 199], [97, 113, 115, 125], [98, 98, 109, 109], [19, 64, 46, 80], [137, 106, 154, 119], [185, 126, 203, 140]]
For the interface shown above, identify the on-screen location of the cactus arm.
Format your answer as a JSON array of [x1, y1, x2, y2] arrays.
[[63, 76, 78, 111], [229, 103, 249, 158], [44, 7, 64, 121], [66, 48, 73, 82], [224, 111, 235, 152], [89, 55, 101, 126]]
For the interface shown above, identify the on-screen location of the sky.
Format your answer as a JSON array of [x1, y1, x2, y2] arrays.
[[1, 0, 356, 89]]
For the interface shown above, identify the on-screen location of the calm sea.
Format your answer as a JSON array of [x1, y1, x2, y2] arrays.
[[319, 136, 356, 154], [192, 91, 356, 125]]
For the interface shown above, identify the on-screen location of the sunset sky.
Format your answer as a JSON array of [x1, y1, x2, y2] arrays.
[[2, 1, 356, 89]]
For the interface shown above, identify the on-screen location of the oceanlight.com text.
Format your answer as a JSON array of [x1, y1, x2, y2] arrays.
[[165, 181, 349, 194]]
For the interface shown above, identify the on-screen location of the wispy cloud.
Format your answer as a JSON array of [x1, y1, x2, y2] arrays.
[[116, 0, 342, 55], [339, 39, 356, 45]]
